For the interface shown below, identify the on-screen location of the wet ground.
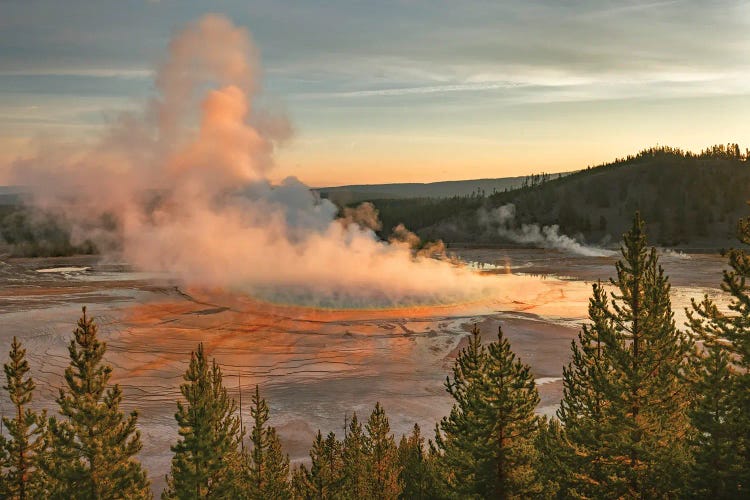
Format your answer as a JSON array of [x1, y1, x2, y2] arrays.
[[0, 248, 729, 493]]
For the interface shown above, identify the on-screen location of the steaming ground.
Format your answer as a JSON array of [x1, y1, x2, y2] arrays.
[[0, 249, 729, 494], [0, 16, 733, 494], [2, 15, 504, 309]]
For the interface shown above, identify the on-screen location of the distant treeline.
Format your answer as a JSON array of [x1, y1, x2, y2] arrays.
[[2, 143, 749, 257], [1, 213, 750, 498], [369, 144, 750, 247], [0, 206, 96, 257]]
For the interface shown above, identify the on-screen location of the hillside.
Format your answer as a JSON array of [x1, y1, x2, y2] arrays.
[[316, 175, 536, 204], [3, 144, 749, 256], [367, 144, 750, 249]]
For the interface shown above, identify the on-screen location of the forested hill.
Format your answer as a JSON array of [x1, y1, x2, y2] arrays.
[[369, 144, 750, 248], [316, 175, 532, 204]]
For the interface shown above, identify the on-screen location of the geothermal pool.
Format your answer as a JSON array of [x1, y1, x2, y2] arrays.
[[0, 249, 728, 492]]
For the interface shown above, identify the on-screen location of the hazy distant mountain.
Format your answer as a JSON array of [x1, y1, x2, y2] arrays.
[[0, 186, 27, 206], [315, 176, 543, 204]]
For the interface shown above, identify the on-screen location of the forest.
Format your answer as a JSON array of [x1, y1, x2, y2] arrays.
[[370, 144, 750, 248], [3, 144, 750, 257], [1, 212, 749, 499]]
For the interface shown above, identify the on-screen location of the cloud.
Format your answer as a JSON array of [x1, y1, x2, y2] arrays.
[[5, 14, 502, 308]]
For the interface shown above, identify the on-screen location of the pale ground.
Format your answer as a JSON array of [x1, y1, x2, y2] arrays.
[[0, 249, 728, 493]]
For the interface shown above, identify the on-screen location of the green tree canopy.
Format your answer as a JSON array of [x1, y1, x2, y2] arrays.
[[43, 307, 150, 499], [557, 213, 693, 498], [1, 337, 47, 499], [163, 343, 242, 499], [246, 384, 290, 499], [432, 324, 541, 499]]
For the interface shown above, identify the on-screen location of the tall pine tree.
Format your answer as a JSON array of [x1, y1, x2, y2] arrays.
[[557, 213, 693, 498], [431, 323, 486, 497], [432, 324, 541, 498], [556, 283, 616, 497], [245, 385, 290, 499], [365, 402, 402, 500], [686, 214, 750, 495], [163, 343, 243, 499], [686, 301, 741, 498], [1, 337, 47, 499], [341, 412, 369, 498], [43, 307, 150, 499]]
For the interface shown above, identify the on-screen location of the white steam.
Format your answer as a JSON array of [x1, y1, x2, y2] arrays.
[[5, 15, 501, 308], [478, 204, 615, 257]]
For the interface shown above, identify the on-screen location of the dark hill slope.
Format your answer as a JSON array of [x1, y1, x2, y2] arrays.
[[370, 146, 750, 248], [316, 175, 532, 204]]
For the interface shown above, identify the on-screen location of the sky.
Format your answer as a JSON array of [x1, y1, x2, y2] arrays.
[[0, 0, 749, 186]]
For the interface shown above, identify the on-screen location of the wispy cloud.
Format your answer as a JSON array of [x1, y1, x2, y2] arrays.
[[308, 81, 526, 98], [578, 0, 683, 19], [0, 68, 151, 79]]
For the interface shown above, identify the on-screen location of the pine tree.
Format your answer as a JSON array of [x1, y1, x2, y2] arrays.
[[433, 324, 541, 498], [533, 416, 571, 499], [291, 431, 343, 499], [484, 327, 540, 497], [557, 213, 693, 498], [341, 412, 368, 498], [685, 214, 750, 494], [685, 301, 741, 498], [431, 323, 486, 497], [714, 218, 750, 489], [163, 343, 243, 499], [365, 402, 402, 499], [1, 337, 47, 499], [556, 283, 615, 497], [42, 307, 150, 499], [246, 385, 290, 499], [397, 423, 431, 500]]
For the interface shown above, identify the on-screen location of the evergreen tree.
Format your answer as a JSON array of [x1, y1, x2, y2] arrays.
[[533, 417, 571, 499], [246, 385, 290, 499], [557, 214, 693, 498], [1, 337, 47, 499], [42, 307, 150, 499], [291, 431, 343, 499], [365, 402, 401, 500], [556, 283, 614, 497], [163, 343, 243, 499], [341, 412, 369, 498], [397, 423, 431, 500], [686, 215, 750, 494], [431, 324, 486, 497], [484, 327, 540, 497], [715, 219, 750, 489], [433, 324, 541, 498], [685, 301, 741, 498]]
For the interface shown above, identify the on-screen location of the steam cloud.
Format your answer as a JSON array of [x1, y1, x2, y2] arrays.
[[5, 15, 501, 308], [478, 204, 615, 257]]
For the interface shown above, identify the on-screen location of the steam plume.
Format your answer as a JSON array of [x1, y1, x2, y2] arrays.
[[478, 204, 615, 257], [5, 15, 500, 308]]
